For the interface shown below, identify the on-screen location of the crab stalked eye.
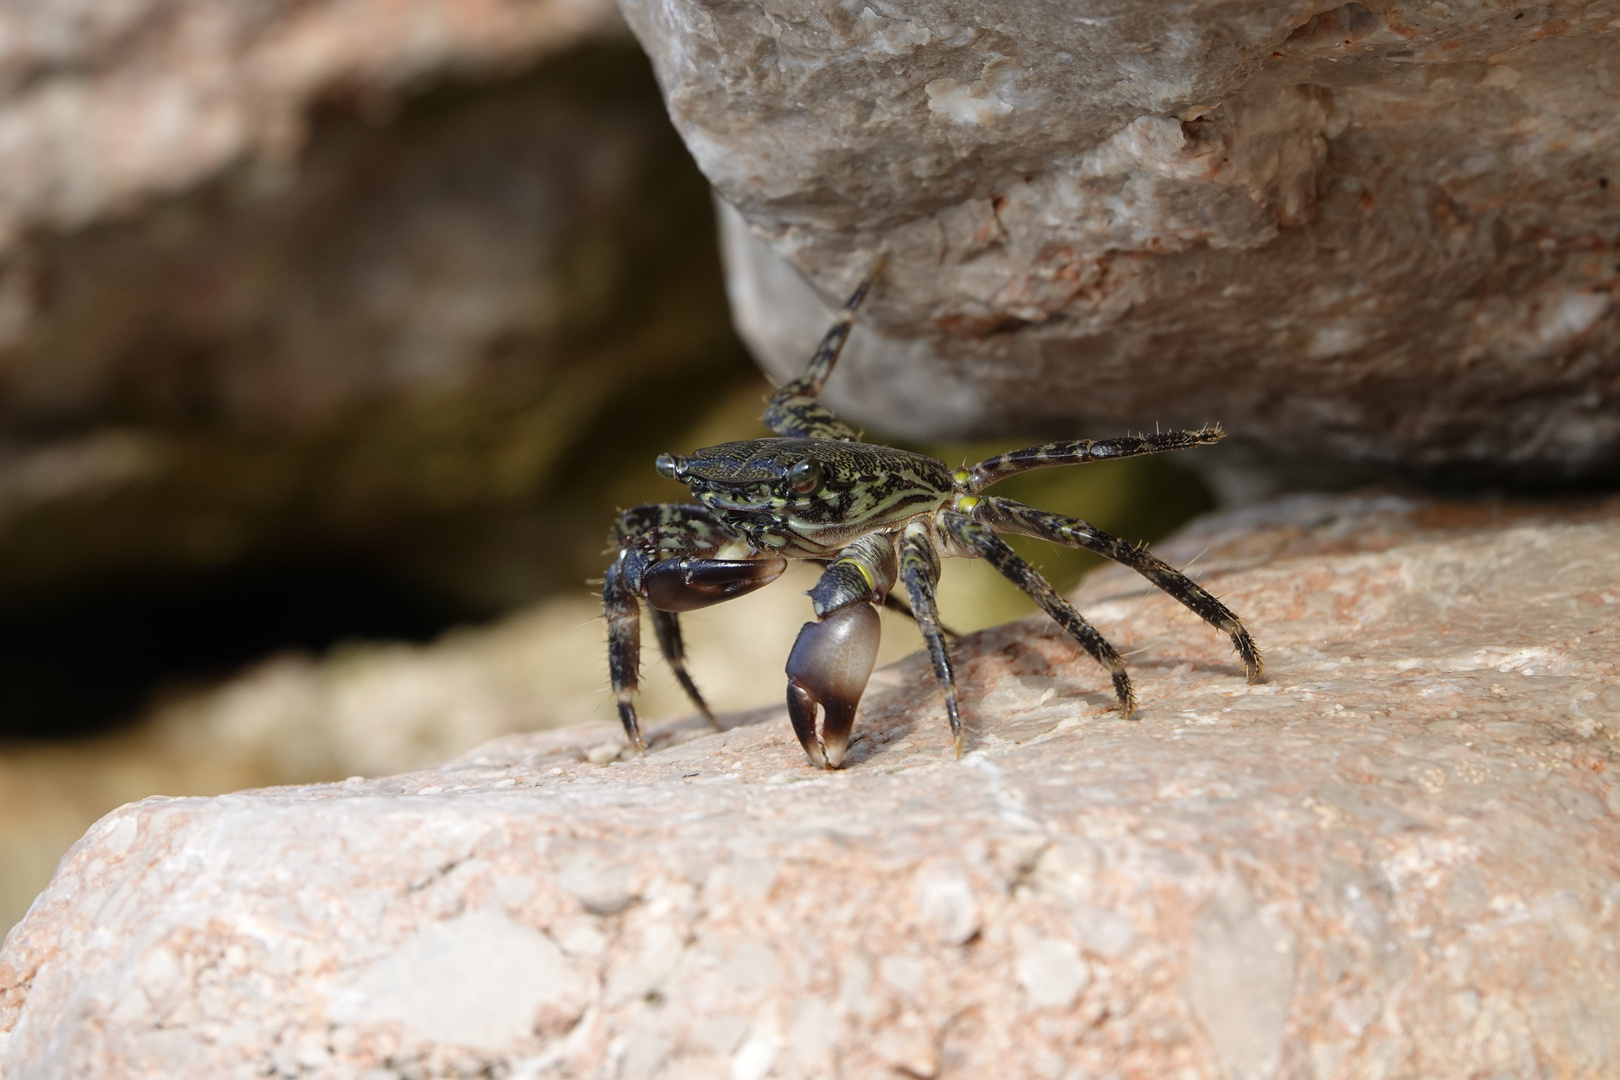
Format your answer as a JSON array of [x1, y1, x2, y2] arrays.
[[655, 453, 683, 480], [787, 458, 824, 494]]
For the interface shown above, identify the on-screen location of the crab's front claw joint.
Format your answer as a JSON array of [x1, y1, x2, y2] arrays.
[[785, 603, 881, 769], [641, 557, 788, 612]]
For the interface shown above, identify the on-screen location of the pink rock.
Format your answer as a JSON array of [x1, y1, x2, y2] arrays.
[[2, 494, 1618, 1077]]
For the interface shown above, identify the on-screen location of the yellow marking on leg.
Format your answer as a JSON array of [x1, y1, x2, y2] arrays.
[[833, 557, 876, 594]]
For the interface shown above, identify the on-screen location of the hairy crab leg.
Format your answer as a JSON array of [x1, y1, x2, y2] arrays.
[[981, 497, 1263, 682], [761, 259, 884, 441], [941, 508, 1136, 716], [959, 426, 1225, 493], [899, 525, 962, 756], [881, 588, 957, 638], [604, 546, 655, 751], [650, 610, 717, 730], [606, 502, 785, 751]]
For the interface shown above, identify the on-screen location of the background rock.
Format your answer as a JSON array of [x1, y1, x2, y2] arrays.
[[624, 0, 1620, 478], [0, 0, 753, 614], [4, 492, 1618, 1077]]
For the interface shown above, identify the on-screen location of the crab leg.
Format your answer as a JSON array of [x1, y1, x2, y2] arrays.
[[761, 260, 883, 441], [941, 508, 1136, 716], [960, 426, 1225, 492], [650, 610, 716, 729], [606, 503, 786, 750], [899, 525, 962, 756], [981, 497, 1262, 682]]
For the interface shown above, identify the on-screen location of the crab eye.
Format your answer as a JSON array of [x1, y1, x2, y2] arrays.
[[787, 458, 824, 494]]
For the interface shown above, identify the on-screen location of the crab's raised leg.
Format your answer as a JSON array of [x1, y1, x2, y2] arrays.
[[960, 426, 1225, 492], [761, 261, 883, 441], [980, 498, 1263, 682], [606, 503, 786, 750], [899, 524, 963, 756], [785, 534, 896, 768], [941, 508, 1136, 715]]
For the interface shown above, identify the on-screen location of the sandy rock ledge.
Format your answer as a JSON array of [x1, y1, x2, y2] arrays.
[[3, 493, 1619, 1078]]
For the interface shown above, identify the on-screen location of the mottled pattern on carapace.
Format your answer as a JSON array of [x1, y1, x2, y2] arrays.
[[670, 437, 956, 556]]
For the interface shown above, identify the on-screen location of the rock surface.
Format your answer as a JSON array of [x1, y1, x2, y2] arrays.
[[4, 491, 1620, 1078], [624, 0, 1620, 477]]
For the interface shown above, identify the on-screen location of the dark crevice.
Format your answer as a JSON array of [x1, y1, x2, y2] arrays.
[[0, 560, 463, 741]]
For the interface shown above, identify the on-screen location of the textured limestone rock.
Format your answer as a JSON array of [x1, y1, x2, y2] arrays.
[[623, 0, 1620, 477], [3, 492, 1619, 1077]]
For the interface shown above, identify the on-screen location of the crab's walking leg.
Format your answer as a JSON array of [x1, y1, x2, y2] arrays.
[[941, 509, 1136, 715], [650, 610, 718, 729], [785, 535, 896, 768], [899, 525, 962, 755], [961, 426, 1225, 492], [761, 261, 883, 441], [882, 589, 958, 638], [606, 503, 786, 751], [982, 498, 1262, 682], [604, 546, 655, 751]]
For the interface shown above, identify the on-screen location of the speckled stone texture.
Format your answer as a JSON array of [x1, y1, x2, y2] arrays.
[[622, 0, 1620, 476], [2, 492, 1619, 1078]]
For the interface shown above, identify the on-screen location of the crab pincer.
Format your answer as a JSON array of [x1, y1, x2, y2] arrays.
[[785, 602, 882, 768], [638, 556, 788, 611]]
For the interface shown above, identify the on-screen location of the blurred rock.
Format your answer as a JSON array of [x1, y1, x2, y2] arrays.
[[0, 0, 621, 244], [0, 0, 749, 610], [5, 491, 1619, 1077], [623, 0, 1620, 478]]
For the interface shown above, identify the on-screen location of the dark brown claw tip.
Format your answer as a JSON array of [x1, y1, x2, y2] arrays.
[[1111, 671, 1137, 719], [784, 603, 882, 769]]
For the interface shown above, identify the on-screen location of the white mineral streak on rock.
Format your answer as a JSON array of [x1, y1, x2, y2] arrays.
[[1187, 873, 1297, 1080], [1014, 933, 1091, 1010], [4, 494, 1620, 1076], [624, 0, 1620, 475], [330, 908, 587, 1049]]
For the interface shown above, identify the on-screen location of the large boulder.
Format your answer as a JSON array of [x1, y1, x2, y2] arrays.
[[621, 0, 1620, 478], [3, 492, 1617, 1077]]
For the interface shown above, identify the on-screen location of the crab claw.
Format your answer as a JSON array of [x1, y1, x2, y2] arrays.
[[641, 556, 787, 612], [785, 603, 881, 769]]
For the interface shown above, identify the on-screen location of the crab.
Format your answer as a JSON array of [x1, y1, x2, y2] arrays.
[[604, 264, 1262, 768]]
